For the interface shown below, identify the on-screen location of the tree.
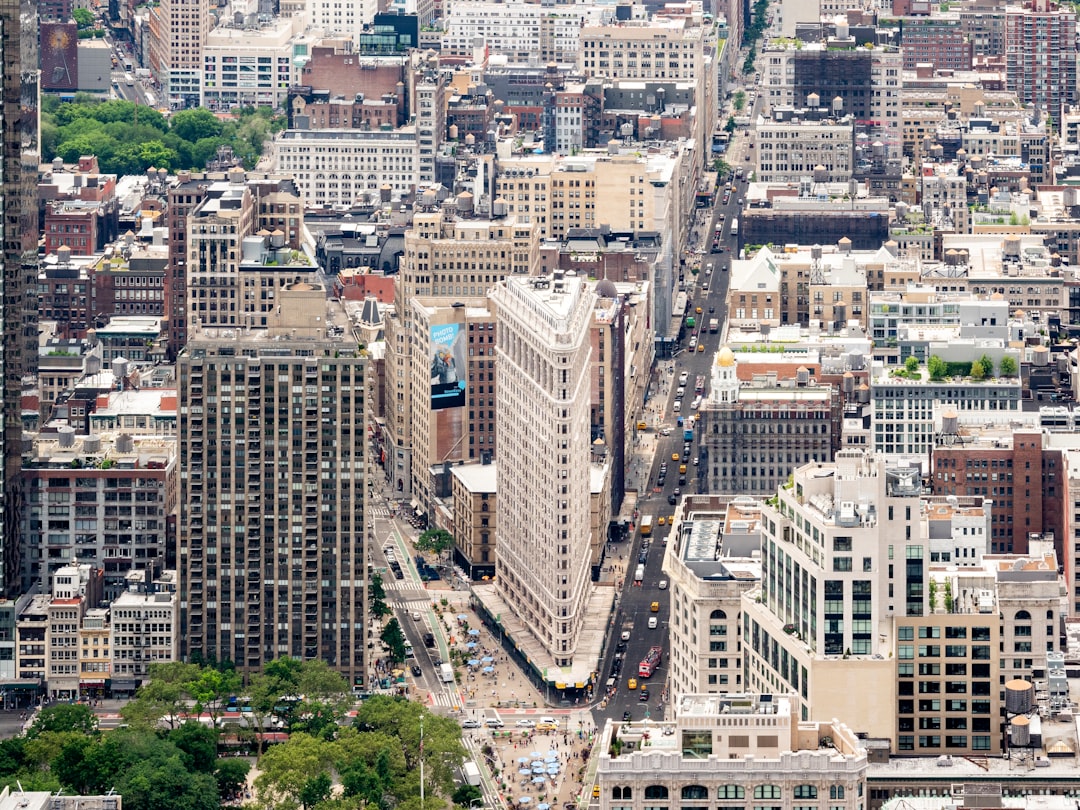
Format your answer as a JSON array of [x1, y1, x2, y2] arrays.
[[299, 772, 333, 810], [978, 354, 995, 378], [733, 91, 747, 111], [381, 619, 408, 664], [370, 571, 391, 620], [452, 785, 483, 807], [72, 8, 94, 28], [171, 109, 224, 144], [168, 722, 218, 773], [927, 355, 948, 380], [255, 733, 336, 810], [214, 758, 251, 801], [904, 355, 919, 374], [188, 665, 241, 727], [999, 355, 1018, 377], [122, 661, 202, 729], [27, 704, 98, 739], [724, 116, 737, 134], [416, 529, 455, 566], [970, 360, 986, 380], [711, 158, 731, 176]]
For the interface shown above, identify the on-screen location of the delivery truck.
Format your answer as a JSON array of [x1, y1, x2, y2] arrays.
[[440, 662, 455, 683]]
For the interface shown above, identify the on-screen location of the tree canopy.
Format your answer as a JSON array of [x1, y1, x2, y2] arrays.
[[41, 96, 286, 175]]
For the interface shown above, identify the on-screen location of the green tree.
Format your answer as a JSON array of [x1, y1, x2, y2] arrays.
[[370, 571, 391, 620], [300, 772, 333, 809], [978, 354, 995, 378], [255, 733, 336, 810], [168, 722, 219, 773], [122, 661, 203, 729], [188, 665, 241, 727], [724, 116, 737, 134], [72, 8, 94, 28], [733, 91, 747, 111], [416, 528, 455, 566], [381, 619, 408, 664], [927, 355, 948, 380], [711, 158, 731, 176], [970, 360, 986, 380], [214, 758, 251, 801], [452, 785, 483, 807], [999, 355, 1018, 377], [904, 355, 919, 374], [171, 109, 224, 144], [27, 704, 98, 739]]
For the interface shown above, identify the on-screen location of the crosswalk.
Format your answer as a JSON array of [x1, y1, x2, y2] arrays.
[[428, 689, 460, 708], [370, 506, 392, 517], [391, 579, 426, 593]]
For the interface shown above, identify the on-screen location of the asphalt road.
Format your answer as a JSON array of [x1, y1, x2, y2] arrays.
[[592, 139, 752, 725]]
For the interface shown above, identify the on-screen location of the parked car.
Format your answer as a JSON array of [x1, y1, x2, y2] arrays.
[[411, 664, 422, 677]]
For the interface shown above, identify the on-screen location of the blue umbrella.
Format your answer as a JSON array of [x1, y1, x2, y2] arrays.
[[545, 750, 557, 758], [518, 798, 532, 804], [519, 769, 532, 776], [517, 757, 530, 764], [482, 656, 494, 663], [538, 804, 551, 810], [532, 777, 546, 785], [468, 659, 480, 666], [482, 666, 495, 673], [457, 614, 468, 621], [544, 754, 557, 762], [530, 752, 543, 759], [546, 765, 559, 774], [466, 642, 478, 649], [468, 628, 481, 636]]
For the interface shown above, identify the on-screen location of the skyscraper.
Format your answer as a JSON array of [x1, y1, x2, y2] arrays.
[[489, 272, 596, 667], [1005, 0, 1077, 121], [2, 0, 39, 594], [177, 284, 368, 680]]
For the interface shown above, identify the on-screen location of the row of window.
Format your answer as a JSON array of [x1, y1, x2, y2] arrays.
[[609, 786, 852, 801]]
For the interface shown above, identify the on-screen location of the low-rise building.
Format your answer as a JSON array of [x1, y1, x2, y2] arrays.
[[596, 694, 868, 810], [450, 461, 497, 580], [109, 571, 178, 695]]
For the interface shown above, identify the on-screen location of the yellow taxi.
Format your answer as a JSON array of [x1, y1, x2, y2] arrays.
[[698, 343, 706, 352], [672, 452, 680, 461], [650, 601, 660, 612], [627, 678, 637, 690], [658, 516, 666, 526], [695, 306, 703, 314], [593, 786, 601, 798], [679, 464, 687, 474]]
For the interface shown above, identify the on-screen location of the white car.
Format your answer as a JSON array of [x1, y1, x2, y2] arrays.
[[516, 719, 536, 728], [658, 580, 668, 590], [673, 400, 682, 413], [621, 630, 632, 641], [648, 617, 658, 629]]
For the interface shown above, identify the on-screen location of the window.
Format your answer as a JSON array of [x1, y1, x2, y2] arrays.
[[794, 786, 818, 799], [682, 786, 709, 800], [754, 786, 781, 800], [718, 787, 746, 800], [829, 787, 845, 800], [645, 787, 670, 800]]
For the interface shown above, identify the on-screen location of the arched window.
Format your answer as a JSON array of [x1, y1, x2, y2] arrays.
[[793, 785, 817, 799], [754, 786, 781, 800], [613, 787, 633, 800], [710, 609, 727, 620], [1015, 610, 1031, 621], [645, 786, 670, 800], [682, 786, 709, 800], [830, 786, 846, 800]]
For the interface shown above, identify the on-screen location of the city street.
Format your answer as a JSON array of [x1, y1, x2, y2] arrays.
[[592, 129, 752, 727]]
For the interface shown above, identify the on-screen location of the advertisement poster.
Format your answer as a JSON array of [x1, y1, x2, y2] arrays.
[[430, 322, 466, 410]]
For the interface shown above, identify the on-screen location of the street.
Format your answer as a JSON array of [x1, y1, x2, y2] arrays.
[[590, 116, 756, 726]]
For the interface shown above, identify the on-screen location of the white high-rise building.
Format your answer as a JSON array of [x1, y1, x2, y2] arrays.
[[490, 273, 596, 667], [306, 0, 377, 44]]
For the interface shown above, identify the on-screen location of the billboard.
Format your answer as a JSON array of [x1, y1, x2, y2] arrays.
[[41, 22, 79, 92], [430, 322, 466, 410]]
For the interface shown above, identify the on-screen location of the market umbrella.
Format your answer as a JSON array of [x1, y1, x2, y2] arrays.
[[457, 614, 468, 621], [546, 765, 559, 774], [530, 752, 543, 759], [518, 798, 532, 804], [482, 656, 494, 663], [468, 628, 481, 636], [517, 757, 531, 764], [545, 750, 557, 758], [519, 769, 532, 776], [544, 754, 557, 762], [482, 666, 495, 673], [468, 659, 480, 666], [532, 777, 547, 785], [537, 804, 551, 810], [466, 642, 478, 649]]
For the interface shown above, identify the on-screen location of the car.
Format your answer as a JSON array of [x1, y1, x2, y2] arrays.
[[394, 569, 405, 580], [615, 641, 627, 652], [738, 198, 744, 206], [638, 553, 648, 565], [411, 664, 423, 677], [657, 516, 666, 525], [698, 343, 706, 352], [672, 452, 680, 461], [593, 786, 601, 799], [623, 711, 632, 721], [462, 719, 482, 729], [709, 306, 716, 313], [689, 338, 697, 350], [667, 494, 677, 505], [485, 719, 505, 728], [648, 616, 658, 629], [621, 630, 632, 641], [658, 579, 668, 590], [639, 690, 650, 702], [650, 601, 660, 613], [627, 678, 637, 690], [516, 719, 536, 728], [673, 487, 681, 496], [673, 399, 682, 412], [657, 475, 666, 486], [412, 611, 422, 621], [537, 722, 559, 732]]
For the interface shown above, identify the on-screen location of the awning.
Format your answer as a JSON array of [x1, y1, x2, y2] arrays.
[[410, 499, 420, 510]]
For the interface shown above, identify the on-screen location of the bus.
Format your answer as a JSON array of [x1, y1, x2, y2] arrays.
[[640, 515, 654, 537], [730, 218, 739, 236]]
